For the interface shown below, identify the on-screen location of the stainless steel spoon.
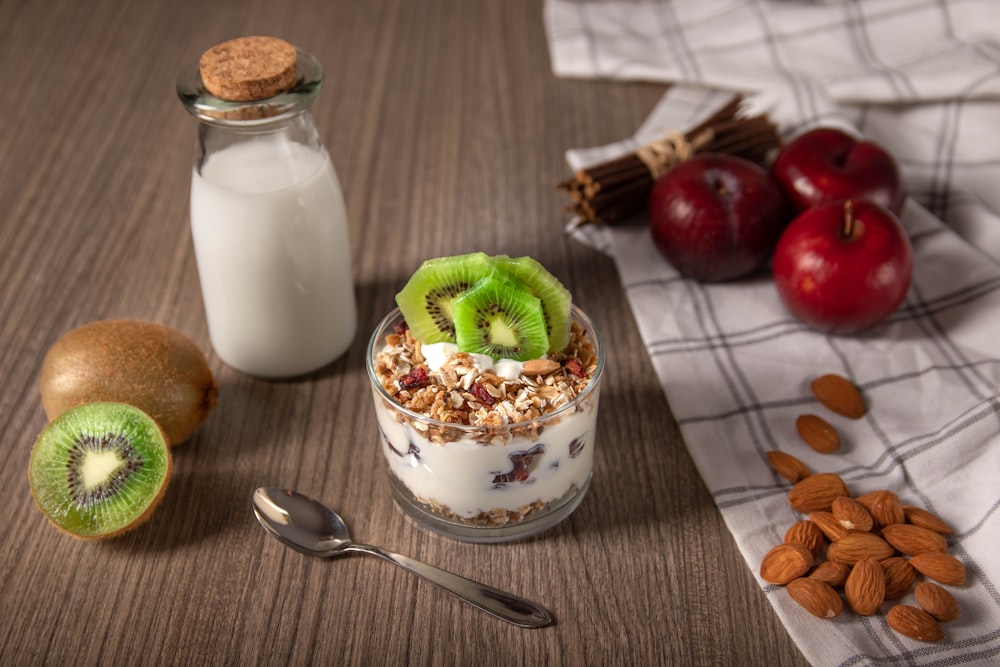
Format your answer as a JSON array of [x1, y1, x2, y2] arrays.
[[251, 487, 554, 628]]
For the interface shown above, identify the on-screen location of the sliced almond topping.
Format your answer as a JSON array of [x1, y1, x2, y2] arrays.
[[521, 359, 560, 376]]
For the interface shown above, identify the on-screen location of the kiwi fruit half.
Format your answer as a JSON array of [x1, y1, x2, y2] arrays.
[[28, 402, 171, 539], [395, 252, 496, 344], [40, 320, 218, 445], [452, 273, 549, 361], [495, 255, 572, 353]]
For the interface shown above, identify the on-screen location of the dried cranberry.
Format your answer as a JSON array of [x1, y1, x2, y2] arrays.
[[398, 367, 429, 390], [564, 358, 586, 377], [392, 320, 410, 335], [470, 383, 495, 406], [492, 444, 545, 486]]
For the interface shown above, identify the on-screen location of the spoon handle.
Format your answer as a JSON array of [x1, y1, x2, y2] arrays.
[[346, 544, 553, 628]]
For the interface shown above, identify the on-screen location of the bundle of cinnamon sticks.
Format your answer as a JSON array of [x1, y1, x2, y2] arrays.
[[558, 95, 781, 227]]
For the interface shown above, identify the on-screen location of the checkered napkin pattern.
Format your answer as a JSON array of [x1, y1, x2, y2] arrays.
[[546, 2, 1000, 665]]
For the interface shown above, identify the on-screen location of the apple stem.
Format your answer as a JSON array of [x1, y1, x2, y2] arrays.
[[842, 201, 855, 239]]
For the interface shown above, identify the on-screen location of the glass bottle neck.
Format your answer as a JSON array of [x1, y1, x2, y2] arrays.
[[177, 47, 323, 127]]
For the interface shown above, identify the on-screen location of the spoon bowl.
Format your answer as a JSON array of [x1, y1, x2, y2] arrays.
[[252, 487, 554, 628], [252, 487, 351, 556]]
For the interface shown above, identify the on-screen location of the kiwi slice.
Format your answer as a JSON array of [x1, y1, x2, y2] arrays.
[[453, 273, 549, 361], [28, 402, 171, 540], [495, 255, 572, 354], [395, 252, 497, 344]]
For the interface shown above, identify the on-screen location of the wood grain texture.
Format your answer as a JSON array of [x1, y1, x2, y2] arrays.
[[0, 0, 808, 664]]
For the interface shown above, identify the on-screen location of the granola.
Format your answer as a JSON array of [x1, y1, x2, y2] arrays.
[[372, 320, 598, 445], [391, 472, 581, 527]]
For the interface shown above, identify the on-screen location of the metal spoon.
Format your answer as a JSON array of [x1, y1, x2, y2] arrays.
[[251, 487, 554, 628]]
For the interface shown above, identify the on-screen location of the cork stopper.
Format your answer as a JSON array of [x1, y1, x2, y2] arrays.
[[198, 36, 298, 102]]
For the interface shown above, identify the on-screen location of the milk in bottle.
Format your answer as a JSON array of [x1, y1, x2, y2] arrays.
[[178, 36, 356, 377]]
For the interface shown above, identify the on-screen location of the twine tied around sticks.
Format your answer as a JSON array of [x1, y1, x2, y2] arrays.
[[557, 95, 781, 226], [635, 129, 715, 181]]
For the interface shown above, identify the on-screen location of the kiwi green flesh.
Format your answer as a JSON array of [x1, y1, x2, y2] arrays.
[[29, 402, 170, 539], [453, 274, 549, 361], [395, 252, 496, 344], [495, 255, 572, 353]]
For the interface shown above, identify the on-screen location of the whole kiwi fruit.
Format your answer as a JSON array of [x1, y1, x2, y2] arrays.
[[40, 320, 218, 445]]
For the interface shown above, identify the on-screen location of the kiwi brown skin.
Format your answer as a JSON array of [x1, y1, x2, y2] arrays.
[[39, 320, 218, 446]]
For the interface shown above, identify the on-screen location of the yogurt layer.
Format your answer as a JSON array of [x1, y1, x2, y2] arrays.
[[373, 390, 598, 521]]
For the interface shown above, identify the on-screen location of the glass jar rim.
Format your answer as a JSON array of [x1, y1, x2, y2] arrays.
[[176, 47, 323, 127], [365, 304, 606, 434]]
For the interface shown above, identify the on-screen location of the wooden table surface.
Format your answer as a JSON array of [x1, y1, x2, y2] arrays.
[[0, 0, 809, 664]]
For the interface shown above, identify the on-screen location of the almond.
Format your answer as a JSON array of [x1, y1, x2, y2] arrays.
[[521, 358, 560, 376], [784, 519, 824, 557], [795, 413, 841, 454], [807, 511, 849, 542], [827, 532, 894, 565], [760, 543, 814, 585], [881, 557, 917, 600], [832, 496, 874, 532], [845, 557, 885, 615], [914, 581, 960, 622], [788, 473, 849, 513], [903, 505, 953, 535], [910, 552, 966, 586], [811, 373, 865, 419], [887, 604, 944, 642], [855, 490, 905, 527], [767, 450, 812, 484], [786, 577, 843, 619], [808, 560, 849, 587], [881, 523, 948, 556]]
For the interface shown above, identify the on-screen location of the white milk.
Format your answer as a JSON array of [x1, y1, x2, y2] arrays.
[[190, 136, 357, 378]]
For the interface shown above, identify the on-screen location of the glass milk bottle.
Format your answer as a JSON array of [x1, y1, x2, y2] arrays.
[[177, 37, 356, 378]]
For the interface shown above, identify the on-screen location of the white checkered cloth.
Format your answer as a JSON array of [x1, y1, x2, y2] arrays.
[[546, 2, 1000, 665]]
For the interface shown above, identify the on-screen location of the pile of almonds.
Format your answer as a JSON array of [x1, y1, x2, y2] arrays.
[[762, 374, 965, 643]]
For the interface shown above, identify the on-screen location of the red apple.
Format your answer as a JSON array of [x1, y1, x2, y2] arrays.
[[771, 127, 906, 216], [772, 200, 912, 334], [648, 153, 786, 282]]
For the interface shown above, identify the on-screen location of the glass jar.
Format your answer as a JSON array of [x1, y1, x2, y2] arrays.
[[177, 42, 356, 378], [366, 305, 606, 542]]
